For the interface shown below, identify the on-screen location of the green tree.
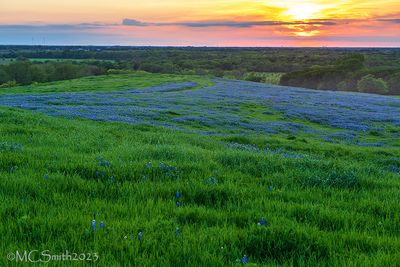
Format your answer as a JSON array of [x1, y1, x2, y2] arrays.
[[245, 73, 264, 83], [387, 72, 400, 95], [53, 63, 80, 80], [0, 67, 10, 84], [30, 65, 47, 83], [337, 80, 355, 91], [357, 74, 389, 94], [6, 61, 32, 85], [335, 54, 365, 71]]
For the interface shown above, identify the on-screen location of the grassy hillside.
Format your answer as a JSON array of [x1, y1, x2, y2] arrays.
[[0, 74, 399, 266], [0, 72, 210, 94]]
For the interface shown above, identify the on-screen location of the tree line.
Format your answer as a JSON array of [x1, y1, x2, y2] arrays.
[[0, 46, 399, 95], [0, 58, 109, 87], [280, 54, 400, 95], [2, 46, 399, 75]]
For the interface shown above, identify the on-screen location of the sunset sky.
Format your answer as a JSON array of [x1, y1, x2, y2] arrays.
[[1, 0, 399, 46]]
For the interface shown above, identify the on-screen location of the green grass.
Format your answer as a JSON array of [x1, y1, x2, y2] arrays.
[[0, 74, 399, 266], [0, 72, 211, 94]]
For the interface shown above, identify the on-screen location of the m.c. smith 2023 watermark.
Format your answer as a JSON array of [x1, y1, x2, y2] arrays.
[[7, 250, 99, 263]]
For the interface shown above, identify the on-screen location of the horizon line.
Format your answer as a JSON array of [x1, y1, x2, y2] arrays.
[[0, 44, 399, 49]]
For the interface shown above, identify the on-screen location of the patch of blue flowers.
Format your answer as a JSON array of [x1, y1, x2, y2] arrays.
[[1, 79, 399, 148], [388, 166, 400, 174], [141, 161, 179, 181], [225, 142, 308, 159], [0, 142, 23, 152]]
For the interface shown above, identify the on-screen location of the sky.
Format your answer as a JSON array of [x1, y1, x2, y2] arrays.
[[0, 0, 399, 47]]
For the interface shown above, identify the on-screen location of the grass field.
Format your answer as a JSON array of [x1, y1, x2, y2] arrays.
[[0, 72, 210, 94], [0, 73, 399, 266]]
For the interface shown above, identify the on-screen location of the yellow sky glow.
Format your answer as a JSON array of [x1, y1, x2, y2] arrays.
[[0, 0, 399, 46], [0, 0, 398, 23]]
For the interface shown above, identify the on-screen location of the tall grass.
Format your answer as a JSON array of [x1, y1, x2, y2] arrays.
[[0, 106, 399, 266]]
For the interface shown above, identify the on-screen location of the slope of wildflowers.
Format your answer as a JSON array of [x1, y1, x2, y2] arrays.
[[0, 73, 399, 266]]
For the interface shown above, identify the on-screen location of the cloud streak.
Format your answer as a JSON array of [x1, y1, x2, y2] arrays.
[[1, 17, 398, 32], [0, 23, 116, 31], [122, 18, 337, 28], [121, 17, 400, 29], [377, 18, 400, 23]]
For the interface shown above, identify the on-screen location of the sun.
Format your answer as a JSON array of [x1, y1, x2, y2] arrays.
[[283, 3, 324, 20]]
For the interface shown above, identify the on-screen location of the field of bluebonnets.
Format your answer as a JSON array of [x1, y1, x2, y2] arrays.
[[0, 72, 399, 266]]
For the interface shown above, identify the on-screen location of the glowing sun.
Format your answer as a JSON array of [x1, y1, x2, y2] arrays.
[[284, 3, 325, 20]]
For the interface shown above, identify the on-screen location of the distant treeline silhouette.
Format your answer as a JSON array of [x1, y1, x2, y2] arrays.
[[0, 46, 399, 94]]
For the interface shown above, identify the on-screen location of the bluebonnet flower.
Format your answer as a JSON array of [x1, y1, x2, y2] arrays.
[[242, 255, 248, 264], [97, 157, 111, 168], [100, 221, 105, 230], [264, 147, 306, 159], [389, 166, 400, 174], [268, 185, 273, 192], [159, 162, 165, 170], [176, 202, 181, 208], [44, 174, 49, 181], [10, 143, 16, 151], [206, 177, 218, 185], [102, 160, 111, 168], [137, 231, 143, 242], [145, 162, 152, 168], [175, 227, 181, 237], [357, 142, 385, 147], [260, 217, 265, 226], [225, 142, 259, 152], [175, 191, 181, 199], [91, 220, 97, 231]]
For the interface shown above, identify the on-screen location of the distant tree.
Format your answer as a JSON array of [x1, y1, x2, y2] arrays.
[[0, 80, 17, 88], [245, 73, 264, 83], [16, 55, 29, 61], [30, 65, 47, 83], [213, 69, 224, 78], [387, 72, 400, 95], [357, 74, 389, 94], [336, 54, 365, 71], [0, 67, 10, 84], [53, 63, 80, 80], [217, 60, 235, 71], [79, 65, 104, 76], [42, 63, 57, 81], [337, 80, 353, 91], [6, 61, 33, 85], [140, 63, 163, 73], [194, 69, 207, 75], [281, 54, 366, 92]]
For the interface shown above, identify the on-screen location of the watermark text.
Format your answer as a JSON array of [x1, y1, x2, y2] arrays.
[[7, 250, 99, 263]]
